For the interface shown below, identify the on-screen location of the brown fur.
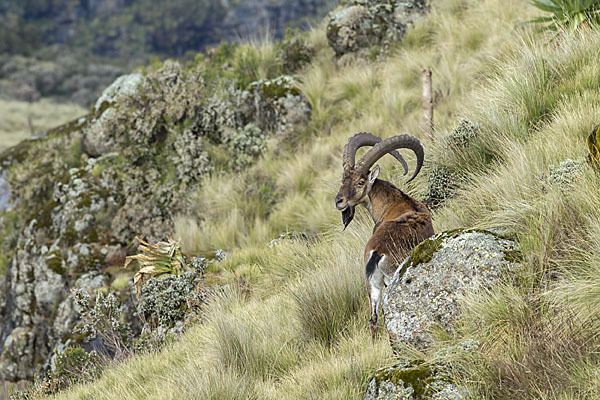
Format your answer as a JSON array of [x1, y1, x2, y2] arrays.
[[363, 179, 434, 275], [336, 167, 434, 339]]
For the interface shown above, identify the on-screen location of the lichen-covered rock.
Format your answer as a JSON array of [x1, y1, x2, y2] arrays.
[[365, 360, 465, 400], [0, 56, 312, 382], [327, 5, 370, 56], [0, 328, 35, 381], [0, 173, 11, 211], [82, 108, 119, 157], [92, 73, 143, 113], [383, 229, 520, 351], [247, 75, 311, 137], [327, 0, 429, 58]]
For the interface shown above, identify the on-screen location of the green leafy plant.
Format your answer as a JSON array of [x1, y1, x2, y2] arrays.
[[124, 237, 187, 295], [530, 0, 600, 33]]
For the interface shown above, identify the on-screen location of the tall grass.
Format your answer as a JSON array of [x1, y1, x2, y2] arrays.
[[0, 99, 86, 152], [55, 0, 600, 399]]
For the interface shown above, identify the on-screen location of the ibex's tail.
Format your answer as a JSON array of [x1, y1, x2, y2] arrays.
[[365, 251, 382, 280]]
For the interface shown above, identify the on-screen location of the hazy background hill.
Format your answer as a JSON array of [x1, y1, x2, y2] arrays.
[[0, 0, 335, 152]]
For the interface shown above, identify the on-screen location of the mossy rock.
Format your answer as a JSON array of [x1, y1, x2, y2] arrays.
[[383, 229, 520, 351], [365, 359, 465, 400], [248, 75, 300, 99]]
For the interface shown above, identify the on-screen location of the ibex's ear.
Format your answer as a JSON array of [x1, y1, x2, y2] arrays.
[[368, 165, 380, 184]]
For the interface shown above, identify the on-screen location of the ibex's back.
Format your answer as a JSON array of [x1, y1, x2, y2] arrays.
[[335, 133, 434, 338], [363, 179, 433, 276]]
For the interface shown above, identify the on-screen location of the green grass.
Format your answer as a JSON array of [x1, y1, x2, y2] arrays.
[[0, 99, 86, 152], [50, 0, 600, 399]]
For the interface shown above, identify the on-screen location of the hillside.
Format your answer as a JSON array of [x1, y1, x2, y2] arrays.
[[4, 0, 600, 399]]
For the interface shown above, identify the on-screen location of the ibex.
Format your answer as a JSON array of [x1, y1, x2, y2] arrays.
[[335, 133, 434, 338]]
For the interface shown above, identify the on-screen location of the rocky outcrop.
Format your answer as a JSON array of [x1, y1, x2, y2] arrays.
[[0, 59, 311, 382], [327, 0, 429, 58], [365, 230, 520, 399], [365, 360, 466, 400], [383, 229, 521, 351]]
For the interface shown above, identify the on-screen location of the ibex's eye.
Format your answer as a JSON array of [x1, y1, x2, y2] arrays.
[[357, 179, 365, 186]]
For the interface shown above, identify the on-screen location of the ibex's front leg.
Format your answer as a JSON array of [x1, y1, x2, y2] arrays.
[[365, 251, 384, 339]]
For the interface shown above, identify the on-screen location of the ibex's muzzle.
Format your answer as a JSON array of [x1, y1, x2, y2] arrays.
[[335, 194, 345, 210]]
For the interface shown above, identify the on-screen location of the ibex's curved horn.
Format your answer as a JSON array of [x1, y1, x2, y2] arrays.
[[356, 135, 424, 183], [343, 132, 408, 175]]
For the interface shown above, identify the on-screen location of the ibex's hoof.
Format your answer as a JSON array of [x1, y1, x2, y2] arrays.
[[369, 318, 378, 340]]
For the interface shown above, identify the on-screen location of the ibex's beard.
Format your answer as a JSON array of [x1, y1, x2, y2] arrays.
[[342, 206, 355, 230]]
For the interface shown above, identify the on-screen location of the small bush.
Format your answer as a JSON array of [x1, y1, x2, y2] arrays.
[[53, 346, 103, 386], [137, 270, 207, 330], [73, 289, 135, 361], [424, 165, 463, 209], [277, 28, 314, 74], [425, 119, 481, 208], [226, 123, 267, 171], [543, 158, 586, 190], [448, 119, 480, 147]]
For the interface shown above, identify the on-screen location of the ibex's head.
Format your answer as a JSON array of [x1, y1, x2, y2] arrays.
[[335, 133, 424, 229]]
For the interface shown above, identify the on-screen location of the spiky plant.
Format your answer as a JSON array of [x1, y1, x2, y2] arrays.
[[587, 124, 600, 168], [124, 237, 186, 295], [530, 0, 600, 34]]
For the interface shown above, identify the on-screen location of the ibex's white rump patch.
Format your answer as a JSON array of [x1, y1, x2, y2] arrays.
[[335, 132, 434, 339]]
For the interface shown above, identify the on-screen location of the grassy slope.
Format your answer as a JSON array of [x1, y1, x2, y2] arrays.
[[0, 99, 86, 152], [57, 0, 600, 398]]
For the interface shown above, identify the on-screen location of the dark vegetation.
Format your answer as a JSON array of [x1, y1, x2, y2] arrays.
[[0, 0, 335, 106]]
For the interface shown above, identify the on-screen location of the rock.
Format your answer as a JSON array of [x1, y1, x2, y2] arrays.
[[0, 172, 11, 211], [327, 5, 370, 56], [383, 229, 520, 351], [365, 360, 466, 400], [0, 328, 35, 381], [93, 73, 143, 113], [84, 73, 143, 156], [327, 0, 429, 58], [82, 108, 118, 157], [74, 272, 110, 292]]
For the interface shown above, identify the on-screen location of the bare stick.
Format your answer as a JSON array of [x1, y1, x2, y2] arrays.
[[421, 66, 433, 141]]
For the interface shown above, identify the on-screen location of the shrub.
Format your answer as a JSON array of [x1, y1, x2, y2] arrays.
[[277, 28, 314, 74], [226, 123, 267, 171], [137, 270, 207, 330], [424, 165, 463, 209], [53, 346, 102, 386], [72, 289, 135, 361], [448, 119, 480, 147], [543, 158, 586, 190], [425, 119, 480, 208]]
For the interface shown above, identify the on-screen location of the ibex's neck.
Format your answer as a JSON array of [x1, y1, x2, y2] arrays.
[[364, 179, 425, 224]]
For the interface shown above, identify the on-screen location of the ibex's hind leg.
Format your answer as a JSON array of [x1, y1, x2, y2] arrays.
[[365, 252, 384, 339]]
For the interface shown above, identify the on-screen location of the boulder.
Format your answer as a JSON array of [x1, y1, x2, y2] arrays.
[[93, 73, 143, 113], [83, 73, 143, 157], [327, 0, 429, 58], [365, 360, 465, 400], [383, 229, 521, 351]]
